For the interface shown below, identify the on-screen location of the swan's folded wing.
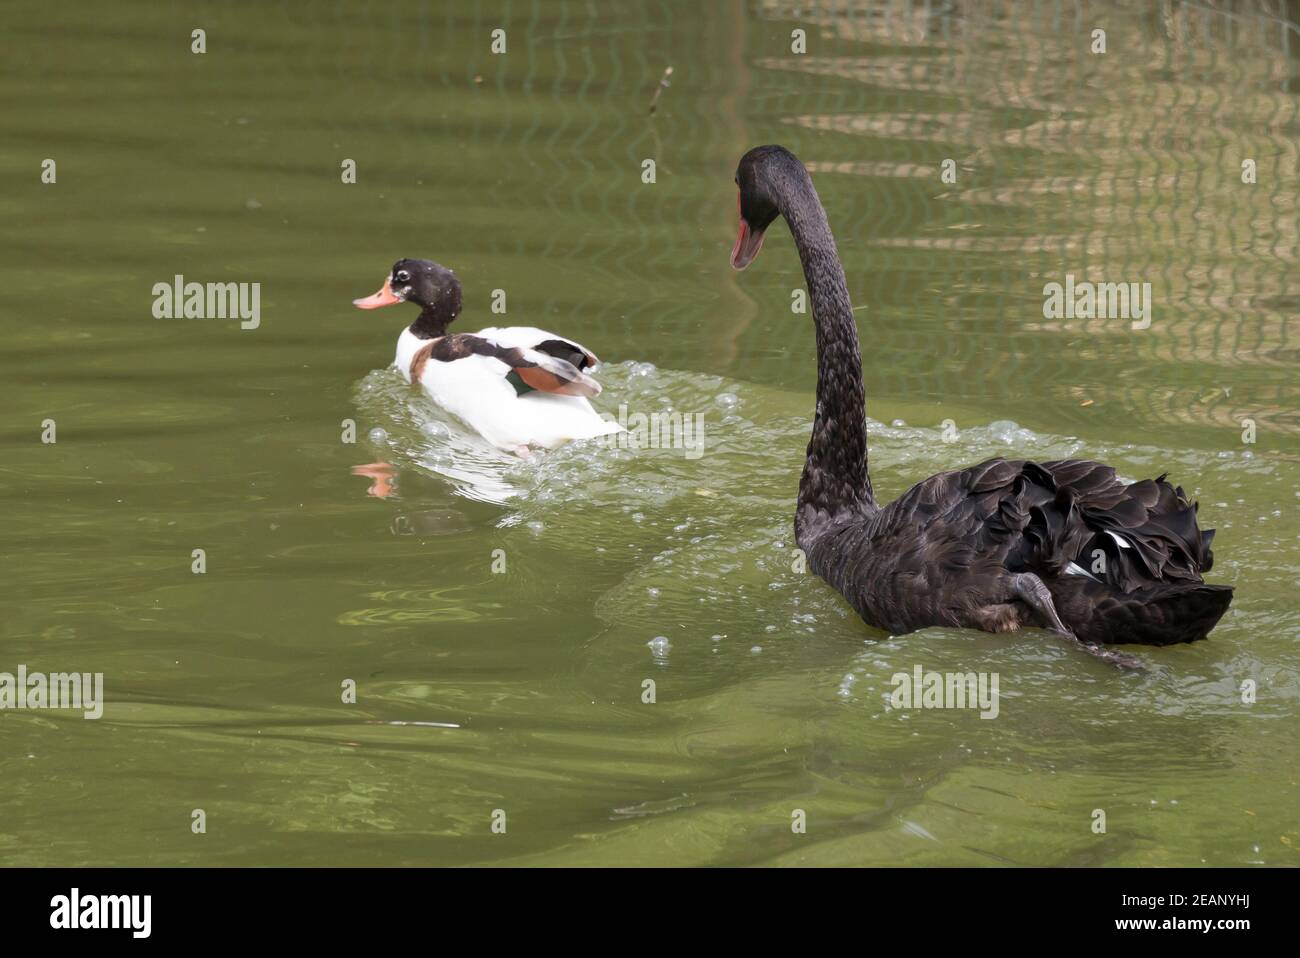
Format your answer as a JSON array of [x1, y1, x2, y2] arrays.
[[885, 457, 1217, 594]]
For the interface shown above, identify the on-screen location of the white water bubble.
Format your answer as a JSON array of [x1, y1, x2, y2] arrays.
[[715, 392, 739, 409], [986, 420, 1033, 444], [420, 421, 450, 439], [368, 427, 388, 444], [647, 636, 671, 656], [631, 362, 656, 378]]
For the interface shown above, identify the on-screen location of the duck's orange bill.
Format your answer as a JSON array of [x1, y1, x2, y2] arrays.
[[353, 278, 401, 309]]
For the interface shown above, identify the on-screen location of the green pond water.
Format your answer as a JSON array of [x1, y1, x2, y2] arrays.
[[1, 1, 1297, 866]]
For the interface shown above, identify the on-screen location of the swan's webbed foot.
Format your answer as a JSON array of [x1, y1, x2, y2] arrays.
[[1078, 642, 1146, 671]]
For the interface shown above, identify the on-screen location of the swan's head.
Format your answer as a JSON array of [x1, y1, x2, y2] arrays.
[[354, 258, 463, 318], [731, 144, 801, 270]]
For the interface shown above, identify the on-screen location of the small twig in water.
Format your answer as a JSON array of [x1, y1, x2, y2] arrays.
[[648, 66, 673, 114]]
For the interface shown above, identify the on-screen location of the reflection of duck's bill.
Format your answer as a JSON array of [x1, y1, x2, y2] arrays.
[[351, 462, 396, 498], [730, 218, 765, 270], [353, 278, 402, 309]]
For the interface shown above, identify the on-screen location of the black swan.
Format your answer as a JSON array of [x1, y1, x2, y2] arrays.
[[730, 145, 1232, 658]]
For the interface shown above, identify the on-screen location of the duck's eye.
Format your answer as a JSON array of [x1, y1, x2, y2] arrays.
[[395, 270, 411, 283]]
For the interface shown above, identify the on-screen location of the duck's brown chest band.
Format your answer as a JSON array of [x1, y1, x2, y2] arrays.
[[409, 342, 437, 381]]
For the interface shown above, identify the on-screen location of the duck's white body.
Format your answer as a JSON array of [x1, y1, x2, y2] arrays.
[[394, 327, 622, 452]]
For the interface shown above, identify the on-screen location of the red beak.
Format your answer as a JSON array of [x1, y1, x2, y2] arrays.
[[353, 278, 402, 309], [730, 218, 765, 270], [730, 189, 765, 270]]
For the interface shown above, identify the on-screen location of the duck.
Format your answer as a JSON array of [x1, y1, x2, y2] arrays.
[[354, 259, 622, 456], [729, 145, 1232, 660]]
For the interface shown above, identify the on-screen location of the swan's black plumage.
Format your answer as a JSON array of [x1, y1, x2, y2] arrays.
[[731, 145, 1232, 650]]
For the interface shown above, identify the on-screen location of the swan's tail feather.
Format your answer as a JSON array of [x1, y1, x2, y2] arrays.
[[1046, 576, 1233, 646]]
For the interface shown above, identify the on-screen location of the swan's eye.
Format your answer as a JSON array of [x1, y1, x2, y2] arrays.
[[395, 270, 411, 283]]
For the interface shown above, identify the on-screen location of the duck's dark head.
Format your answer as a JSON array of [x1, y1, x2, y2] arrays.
[[354, 258, 463, 338], [730, 144, 806, 270]]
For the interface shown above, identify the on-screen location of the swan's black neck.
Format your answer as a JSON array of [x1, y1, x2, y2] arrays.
[[782, 174, 876, 545]]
